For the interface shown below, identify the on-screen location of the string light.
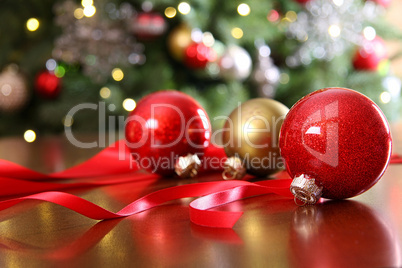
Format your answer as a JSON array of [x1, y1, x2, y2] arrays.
[[231, 27, 243, 39], [26, 18, 40, 31], [54, 65, 66, 78], [46, 59, 57, 71], [237, 4, 250, 16], [178, 2, 191, 15], [380, 91, 391, 103], [165, 7, 177, 18], [202, 32, 215, 47], [111, 68, 124, 81], [83, 5, 96, 17], [74, 8, 85, 19], [123, 98, 136, 111], [63, 115, 74, 127], [285, 11, 297, 22], [81, 0, 93, 7], [328, 24, 341, 38], [24, 130, 36, 143], [363, 26, 376, 41], [100, 87, 111, 99]]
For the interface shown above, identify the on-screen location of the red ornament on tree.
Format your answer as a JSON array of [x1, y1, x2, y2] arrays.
[[132, 12, 166, 41], [368, 0, 392, 8], [295, 0, 311, 4], [35, 71, 61, 99], [279, 88, 392, 204], [184, 42, 217, 69], [353, 36, 388, 71], [125, 90, 211, 176]]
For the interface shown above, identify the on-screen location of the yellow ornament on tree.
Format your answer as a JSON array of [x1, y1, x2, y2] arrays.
[[221, 98, 289, 177], [167, 24, 192, 61]]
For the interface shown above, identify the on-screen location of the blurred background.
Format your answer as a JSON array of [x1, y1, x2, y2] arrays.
[[0, 0, 402, 141]]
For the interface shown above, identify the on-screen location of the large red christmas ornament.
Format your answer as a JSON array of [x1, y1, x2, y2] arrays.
[[125, 90, 211, 176], [132, 12, 166, 41], [184, 43, 217, 69], [35, 71, 61, 99], [279, 88, 392, 204], [352, 36, 388, 71]]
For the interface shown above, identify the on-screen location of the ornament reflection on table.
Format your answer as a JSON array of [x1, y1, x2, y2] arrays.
[[125, 90, 211, 176], [279, 88, 392, 204], [221, 98, 289, 179], [289, 201, 400, 267]]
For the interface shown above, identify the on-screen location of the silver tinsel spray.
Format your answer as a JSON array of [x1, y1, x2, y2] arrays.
[[285, 0, 384, 67]]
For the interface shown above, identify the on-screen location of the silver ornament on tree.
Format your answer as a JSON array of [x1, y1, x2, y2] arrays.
[[0, 65, 29, 113], [53, 0, 145, 82], [253, 41, 280, 98], [285, 0, 382, 67], [219, 45, 252, 81]]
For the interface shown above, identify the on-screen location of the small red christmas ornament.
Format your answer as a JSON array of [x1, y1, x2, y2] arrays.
[[125, 90, 211, 176], [295, 0, 311, 4], [132, 12, 166, 41], [35, 71, 61, 99], [352, 36, 388, 71], [279, 88, 392, 204], [184, 43, 217, 69]]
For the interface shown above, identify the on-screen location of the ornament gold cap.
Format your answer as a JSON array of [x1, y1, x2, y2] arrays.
[[290, 174, 323, 205], [175, 154, 201, 178], [222, 156, 247, 180]]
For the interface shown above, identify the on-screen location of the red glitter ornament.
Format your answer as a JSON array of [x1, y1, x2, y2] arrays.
[[184, 43, 217, 69], [279, 88, 392, 204], [125, 90, 211, 176], [352, 36, 388, 71], [35, 71, 61, 99]]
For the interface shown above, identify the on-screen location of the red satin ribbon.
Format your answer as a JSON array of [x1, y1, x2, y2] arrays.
[[0, 137, 400, 228], [390, 154, 402, 164], [0, 179, 293, 228], [0, 140, 134, 180]]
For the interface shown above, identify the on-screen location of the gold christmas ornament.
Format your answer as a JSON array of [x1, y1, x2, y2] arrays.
[[221, 98, 289, 177], [167, 24, 192, 61]]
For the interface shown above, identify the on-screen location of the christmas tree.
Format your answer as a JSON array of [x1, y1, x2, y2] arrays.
[[0, 0, 401, 138]]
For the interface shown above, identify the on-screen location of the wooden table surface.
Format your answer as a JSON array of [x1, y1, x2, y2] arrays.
[[0, 125, 401, 268]]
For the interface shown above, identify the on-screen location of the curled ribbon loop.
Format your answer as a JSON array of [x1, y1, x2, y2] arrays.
[[0, 179, 292, 228]]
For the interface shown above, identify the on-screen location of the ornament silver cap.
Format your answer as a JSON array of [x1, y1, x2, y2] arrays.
[[174, 154, 201, 178], [222, 156, 247, 180], [290, 174, 323, 205]]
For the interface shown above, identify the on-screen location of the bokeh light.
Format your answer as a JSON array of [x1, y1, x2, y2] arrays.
[[26, 18, 40, 31], [231, 27, 243, 39], [24, 130, 36, 143], [83, 5, 96, 17], [123, 98, 136, 111], [112, 68, 124, 81], [100, 87, 111, 99], [237, 4, 250, 16], [178, 2, 191, 15], [165, 7, 177, 18]]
